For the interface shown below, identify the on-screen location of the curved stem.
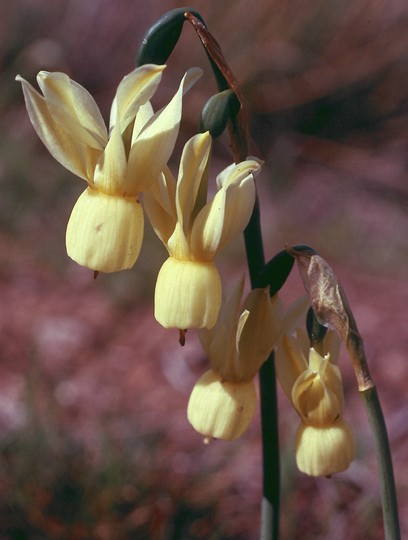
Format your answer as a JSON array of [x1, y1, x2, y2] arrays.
[[360, 386, 400, 540]]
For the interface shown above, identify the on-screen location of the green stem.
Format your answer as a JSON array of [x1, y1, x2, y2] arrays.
[[244, 195, 280, 540], [360, 386, 400, 540], [183, 11, 281, 536], [259, 354, 280, 540]]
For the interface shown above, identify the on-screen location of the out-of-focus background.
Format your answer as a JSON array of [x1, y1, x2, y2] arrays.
[[1, 0, 407, 538]]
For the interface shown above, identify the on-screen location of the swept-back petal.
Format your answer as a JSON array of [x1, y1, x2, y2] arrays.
[[109, 64, 165, 132], [237, 290, 283, 379], [93, 124, 128, 195], [276, 334, 308, 402], [127, 69, 204, 194], [175, 132, 211, 232], [190, 187, 227, 260], [131, 101, 154, 143], [191, 172, 255, 260], [16, 74, 99, 181], [37, 71, 107, 149], [143, 168, 177, 245], [215, 175, 256, 251], [216, 158, 262, 189], [199, 277, 245, 378], [199, 278, 244, 351]]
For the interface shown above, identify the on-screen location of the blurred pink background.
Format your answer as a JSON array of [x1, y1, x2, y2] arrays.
[[0, 0, 407, 538]]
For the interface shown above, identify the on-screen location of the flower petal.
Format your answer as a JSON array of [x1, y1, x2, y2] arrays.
[[128, 71, 205, 194], [143, 166, 177, 244], [216, 157, 262, 189], [198, 276, 244, 373], [166, 222, 190, 260], [237, 290, 283, 379], [37, 71, 107, 149], [93, 124, 128, 195], [190, 170, 255, 260], [275, 334, 308, 402], [292, 367, 342, 426], [109, 64, 165, 132], [175, 132, 212, 232], [16, 74, 99, 181]]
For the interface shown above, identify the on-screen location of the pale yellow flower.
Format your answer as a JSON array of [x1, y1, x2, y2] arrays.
[[187, 370, 257, 441], [188, 278, 282, 440], [17, 65, 201, 272], [276, 326, 355, 476], [144, 132, 261, 329]]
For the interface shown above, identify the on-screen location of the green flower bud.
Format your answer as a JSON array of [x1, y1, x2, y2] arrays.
[[136, 8, 205, 66], [199, 89, 239, 138]]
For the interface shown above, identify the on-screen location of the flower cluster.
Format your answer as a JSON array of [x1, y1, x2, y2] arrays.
[[276, 325, 355, 476], [18, 64, 355, 471]]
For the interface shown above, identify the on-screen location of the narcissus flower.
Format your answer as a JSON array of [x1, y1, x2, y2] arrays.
[[17, 65, 201, 272], [276, 327, 355, 476], [144, 132, 261, 329], [187, 278, 282, 440]]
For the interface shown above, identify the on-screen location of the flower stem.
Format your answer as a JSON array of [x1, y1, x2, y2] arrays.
[[345, 323, 400, 539], [244, 197, 280, 540], [360, 386, 400, 540], [183, 12, 281, 536], [259, 354, 280, 540]]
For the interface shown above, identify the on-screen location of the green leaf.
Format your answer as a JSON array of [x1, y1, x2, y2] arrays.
[[258, 250, 295, 295], [306, 307, 328, 345]]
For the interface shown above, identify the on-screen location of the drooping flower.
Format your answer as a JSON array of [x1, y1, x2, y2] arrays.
[[187, 370, 257, 441], [144, 133, 261, 329], [276, 326, 355, 476], [187, 278, 282, 440], [17, 65, 201, 272]]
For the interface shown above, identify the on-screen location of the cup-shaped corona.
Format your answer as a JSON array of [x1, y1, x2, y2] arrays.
[[295, 421, 356, 476], [66, 188, 144, 273], [154, 258, 222, 329], [187, 370, 257, 440]]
